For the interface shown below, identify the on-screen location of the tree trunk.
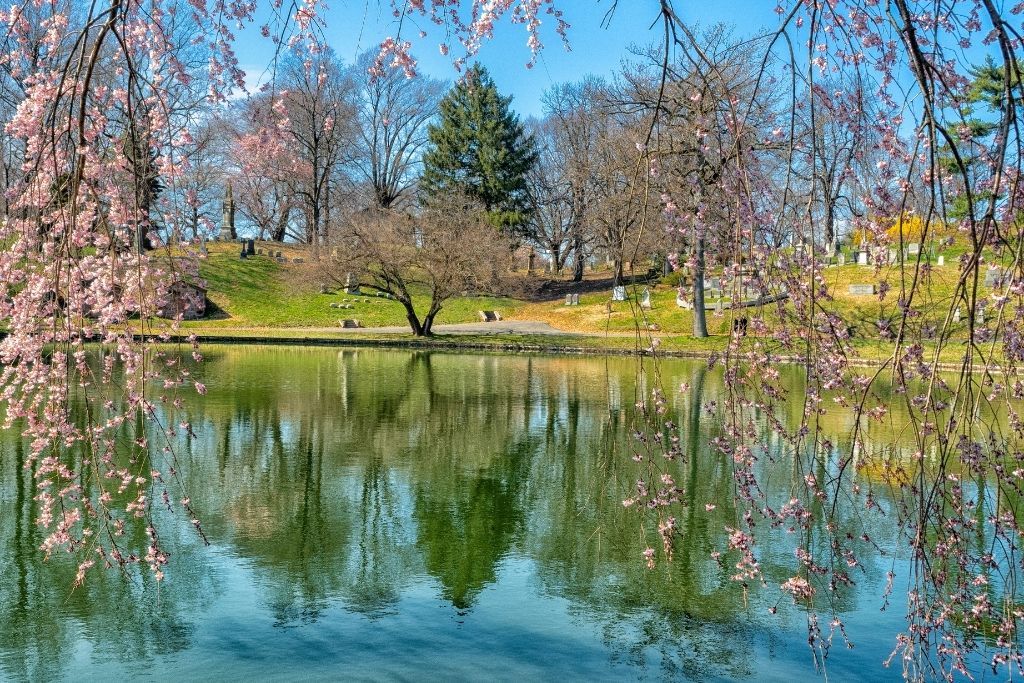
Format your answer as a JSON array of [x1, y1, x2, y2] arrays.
[[612, 258, 624, 287], [572, 235, 585, 282], [421, 302, 442, 337], [692, 236, 708, 338], [402, 301, 425, 336]]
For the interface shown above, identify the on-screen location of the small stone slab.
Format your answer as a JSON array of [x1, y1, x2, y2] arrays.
[[985, 267, 1003, 287], [848, 284, 876, 296], [339, 319, 361, 328]]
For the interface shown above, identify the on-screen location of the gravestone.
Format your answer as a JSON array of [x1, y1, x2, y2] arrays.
[[528, 249, 536, 274], [344, 273, 361, 295], [293, 257, 304, 264], [976, 306, 985, 324], [848, 284, 876, 296], [275, 251, 282, 258], [985, 267, 1003, 287], [319, 284, 329, 294], [857, 251, 869, 266], [907, 242, 920, 256], [239, 245, 247, 260], [246, 239, 255, 256], [676, 291, 689, 309], [565, 294, 573, 306], [825, 240, 836, 258], [937, 255, 945, 267], [953, 307, 961, 323], [640, 287, 652, 309], [198, 241, 208, 256], [837, 253, 846, 266], [888, 249, 897, 265], [572, 293, 580, 305], [257, 248, 263, 255], [714, 299, 724, 313], [612, 285, 626, 301]]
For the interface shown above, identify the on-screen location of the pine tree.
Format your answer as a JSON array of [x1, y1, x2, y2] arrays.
[[421, 64, 537, 234]]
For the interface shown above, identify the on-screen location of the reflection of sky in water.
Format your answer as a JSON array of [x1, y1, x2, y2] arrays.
[[0, 347, 1000, 681]]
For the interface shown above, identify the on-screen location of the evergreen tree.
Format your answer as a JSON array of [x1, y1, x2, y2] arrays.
[[421, 64, 537, 234]]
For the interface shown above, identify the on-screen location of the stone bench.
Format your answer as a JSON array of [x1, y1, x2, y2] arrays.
[[478, 310, 502, 322]]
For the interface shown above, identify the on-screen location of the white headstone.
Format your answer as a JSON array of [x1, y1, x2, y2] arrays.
[[571, 293, 580, 305], [612, 285, 626, 301], [640, 287, 652, 309], [565, 294, 573, 306], [857, 251, 869, 266], [907, 242, 920, 255], [837, 253, 846, 266], [953, 308, 961, 323], [888, 249, 897, 265], [937, 255, 945, 267]]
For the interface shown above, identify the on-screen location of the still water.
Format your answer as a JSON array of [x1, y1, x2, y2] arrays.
[[0, 346, 928, 681]]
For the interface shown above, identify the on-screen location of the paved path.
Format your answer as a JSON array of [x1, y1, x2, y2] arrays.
[[316, 320, 580, 336]]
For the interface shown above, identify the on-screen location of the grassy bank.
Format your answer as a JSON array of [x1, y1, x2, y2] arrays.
[[167, 241, 1003, 370]]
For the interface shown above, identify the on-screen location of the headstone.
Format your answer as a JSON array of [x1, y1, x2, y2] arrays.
[[565, 294, 573, 306], [825, 240, 836, 258], [937, 255, 945, 267], [319, 284, 329, 294], [848, 284, 876, 296], [676, 291, 690, 309], [888, 249, 897, 265], [857, 251, 869, 266], [239, 246, 247, 260], [571, 293, 579, 305], [198, 241, 208, 256], [976, 306, 985, 324], [714, 298, 724, 313], [257, 248, 263, 255], [907, 242, 920, 256], [275, 251, 282, 258], [246, 239, 255, 256], [612, 285, 626, 301], [985, 267, 1003, 287], [953, 307, 961, 323], [837, 253, 846, 266], [640, 287, 652, 309], [293, 257, 304, 264], [344, 273, 361, 295], [528, 249, 536, 274]]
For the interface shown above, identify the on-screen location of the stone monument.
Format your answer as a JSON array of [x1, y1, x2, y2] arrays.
[[220, 183, 237, 241]]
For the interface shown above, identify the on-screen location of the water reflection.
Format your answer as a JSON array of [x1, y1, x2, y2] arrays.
[[0, 346, 936, 680]]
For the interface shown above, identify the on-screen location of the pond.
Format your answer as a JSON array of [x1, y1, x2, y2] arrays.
[[0, 346, 950, 681]]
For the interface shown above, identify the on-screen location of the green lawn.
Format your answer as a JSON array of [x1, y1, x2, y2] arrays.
[[189, 246, 523, 329], [174, 241, 1009, 369]]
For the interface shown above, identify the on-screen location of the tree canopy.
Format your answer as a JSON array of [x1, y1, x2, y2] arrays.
[[421, 64, 537, 235]]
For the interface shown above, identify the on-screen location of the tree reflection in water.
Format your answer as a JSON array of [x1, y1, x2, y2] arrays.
[[0, 346, 956, 680]]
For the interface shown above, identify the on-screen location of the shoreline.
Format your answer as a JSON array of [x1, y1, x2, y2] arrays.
[[160, 329, 980, 373]]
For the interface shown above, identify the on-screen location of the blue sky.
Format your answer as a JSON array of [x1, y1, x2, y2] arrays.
[[234, 0, 778, 117]]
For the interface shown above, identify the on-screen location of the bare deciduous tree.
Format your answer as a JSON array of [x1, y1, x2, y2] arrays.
[[319, 196, 510, 336]]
